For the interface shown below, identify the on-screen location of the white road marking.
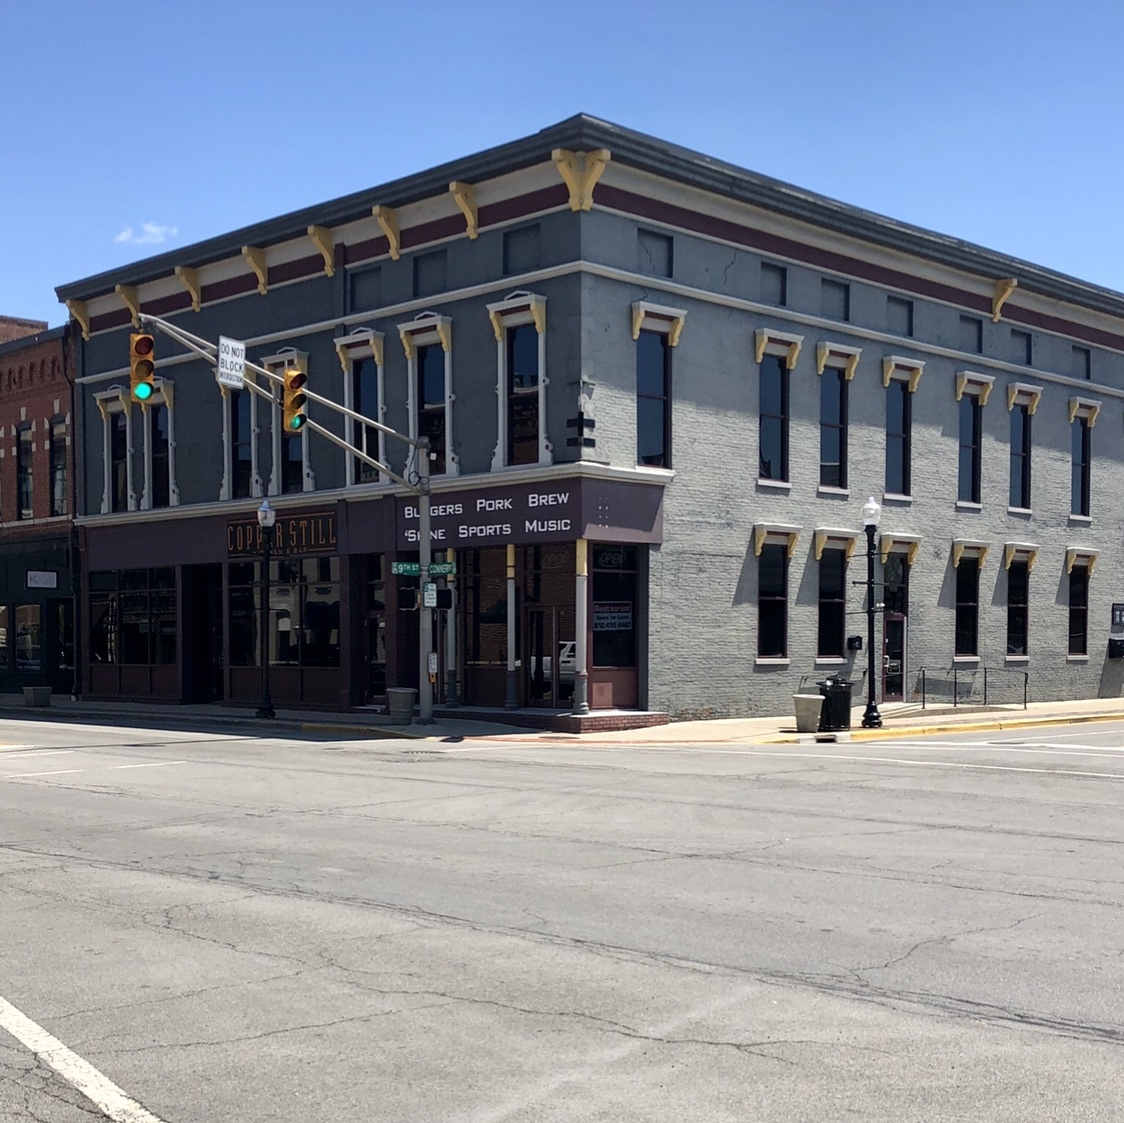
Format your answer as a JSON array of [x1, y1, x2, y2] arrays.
[[702, 748, 1124, 779], [7, 769, 83, 779], [0, 993, 167, 1123], [107, 760, 188, 770], [0, 749, 74, 759]]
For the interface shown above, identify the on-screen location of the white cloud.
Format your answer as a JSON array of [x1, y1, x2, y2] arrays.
[[115, 222, 178, 246]]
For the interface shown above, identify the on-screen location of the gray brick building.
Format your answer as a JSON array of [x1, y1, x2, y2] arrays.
[[55, 116, 1124, 724]]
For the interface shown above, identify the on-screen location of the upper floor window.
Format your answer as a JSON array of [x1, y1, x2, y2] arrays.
[[760, 355, 788, 482], [413, 250, 447, 298], [637, 229, 673, 278], [149, 404, 170, 509], [958, 395, 982, 503], [1010, 329, 1032, 366], [1006, 384, 1040, 511], [110, 411, 129, 513], [887, 296, 914, 337], [1009, 404, 1032, 508], [503, 226, 541, 275], [1072, 345, 1092, 381], [231, 389, 253, 499], [1007, 559, 1029, 656], [819, 367, 848, 488], [335, 328, 386, 487], [261, 350, 312, 497], [959, 315, 983, 354], [631, 302, 685, 471], [821, 279, 850, 322], [758, 542, 788, 658], [954, 555, 980, 656], [1069, 563, 1090, 655], [489, 294, 549, 470], [16, 424, 33, 520], [761, 263, 787, 306], [49, 418, 66, 517], [399, 315, 456, 478], [1068, 397, 1099, 518], [885, 379, 912, 496]]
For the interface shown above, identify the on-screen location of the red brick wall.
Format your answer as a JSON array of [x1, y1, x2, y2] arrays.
[[0, 316, 49, 346], [0, 332, 74, 527]]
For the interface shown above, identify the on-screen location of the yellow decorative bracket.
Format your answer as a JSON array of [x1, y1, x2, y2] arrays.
[[488, 295, 546, 342], [373, 205, 400, 261], [992, 277, 1018, 322], [880, 535, 922, 566], [1068, 397, 1101, 427], [952, 541, 989, 569], [308, 225, 335, 277], [241, 246, 268, 295], [174, 266, 201, 312], [334, 329, 384, 374], [814, 530, 859, 561], [753, 525, 800, 559], [882, 356, 924, 391], [1004, 543, 1039, 572], [449, 181, 478, 240], [1007, 383, 1042, 414], [115, 284, 140, 327], [755, 328, 803, 369], [1065, 548, 1098, 575], [399, 316, 451, 360], [815, 343, 861, 380], [66, 299, 90, 341], [955, 371, 994, 405], [552, 148, 612, 211]]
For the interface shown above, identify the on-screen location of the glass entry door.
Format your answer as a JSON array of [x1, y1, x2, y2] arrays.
[[524, 606, 575, 708], [882, 615, 906, 702]]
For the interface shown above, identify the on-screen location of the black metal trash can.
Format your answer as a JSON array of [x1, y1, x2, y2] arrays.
[[817, 677, 854, 732]]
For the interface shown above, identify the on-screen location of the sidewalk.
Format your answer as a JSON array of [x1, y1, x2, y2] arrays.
[[3, 692, 1124, 746]]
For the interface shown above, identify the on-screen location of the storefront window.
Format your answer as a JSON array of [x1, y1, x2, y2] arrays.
[[15, 605, 41, 671], [228, 562, 259, 667], [301, 557, 340, 667], [0, 606, 10, 670], [591, 545, 638, 668], [366, 555, 386, 696], [465, 548, 509, 669], [88, 569, 177, 666]]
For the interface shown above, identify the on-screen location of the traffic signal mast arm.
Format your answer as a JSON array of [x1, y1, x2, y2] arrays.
[[137, 312, 426, 490]]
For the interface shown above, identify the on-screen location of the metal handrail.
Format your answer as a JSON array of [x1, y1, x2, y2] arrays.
[[916, 666, 1028, 709]]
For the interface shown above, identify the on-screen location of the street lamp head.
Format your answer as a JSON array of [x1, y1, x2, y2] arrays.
[[862, 496, 882, 527], [257, 499, 277, 529]]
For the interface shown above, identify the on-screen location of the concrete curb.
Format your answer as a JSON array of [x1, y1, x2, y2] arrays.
[[756, 710, 1124, 745], [298, 721, 432, 740]]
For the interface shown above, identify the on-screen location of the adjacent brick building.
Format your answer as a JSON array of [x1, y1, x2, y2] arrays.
[[0, 324, 76, 693]]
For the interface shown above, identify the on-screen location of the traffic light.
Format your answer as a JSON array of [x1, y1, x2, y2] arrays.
[[282, 366, 308, 435], [129, 334, 156, 402]]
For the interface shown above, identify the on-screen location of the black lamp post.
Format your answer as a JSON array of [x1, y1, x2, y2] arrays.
[[861, 495, 883, 729], [255, 499, 277, 720]]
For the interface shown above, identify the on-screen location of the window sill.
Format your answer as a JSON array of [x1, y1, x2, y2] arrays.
[[1066, 654, 1089, 663], [814, 657, 847, 665], [816, 486, 850, 498], [1007, 506, 1033, 516], [757, 478, 792, 492], [955, 500, 982, 511], [755, 657, 790, 666], [1068, 513, 1092, 524], [952, 655, 979, 663], [882, 493, 912, 505], [1005, 655, 1029, 663]]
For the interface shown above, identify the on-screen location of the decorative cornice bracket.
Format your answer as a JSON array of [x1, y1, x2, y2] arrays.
[[66, 299, 90, 341], [449, 181, 478, 240], [308, 226, 335, 277], [115, 284, 140, 327], [373, 205, 400, 260], [992, 277, 1018, 322], [174, 266, 202, 312], [241, 246, 268, 295], [552, 148, 612, 211]]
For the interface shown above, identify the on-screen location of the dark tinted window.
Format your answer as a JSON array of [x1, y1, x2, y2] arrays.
[[885, 381, 911, 495], [636, 331, 670, 468], [759, 356, 788, 481], [758, 544, 787, 658], [955, 558, 979, 656], [959, 315, 983, 354], [821, 279, 850, 322], [761, 263, 787, 306], [887, 296, 913, 337]]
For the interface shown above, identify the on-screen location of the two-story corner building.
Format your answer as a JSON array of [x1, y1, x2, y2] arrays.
[[0, 323, 77, 696], [55, 115, 1124, 723]]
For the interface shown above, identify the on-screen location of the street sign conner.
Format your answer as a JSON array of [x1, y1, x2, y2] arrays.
[[217, 336, 246, 389]]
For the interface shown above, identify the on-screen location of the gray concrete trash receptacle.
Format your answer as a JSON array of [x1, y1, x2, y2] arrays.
[[23, 686, 51, 707], [792, 693, 824, 733], [386, 687, 418, 724]]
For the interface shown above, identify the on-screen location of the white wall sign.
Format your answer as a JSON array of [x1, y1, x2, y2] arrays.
[[26, 571, 58, 589]]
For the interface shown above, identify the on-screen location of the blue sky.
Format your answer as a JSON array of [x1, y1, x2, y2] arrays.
[[4, 0, 1124, 327]]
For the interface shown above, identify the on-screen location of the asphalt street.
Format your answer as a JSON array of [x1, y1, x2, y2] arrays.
[[1, 716, 1123, 1122]]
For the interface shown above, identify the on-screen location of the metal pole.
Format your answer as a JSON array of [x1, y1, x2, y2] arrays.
[[256, 522, 274, 719], [444, 549, 458, 707], [505, 544, 518, 708], [417, 438, 433, 724], [571, 538, 590, 716], [861, 522, 882, 729]]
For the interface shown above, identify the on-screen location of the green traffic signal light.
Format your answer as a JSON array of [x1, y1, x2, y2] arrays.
[[134, 379, 154, 401]]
